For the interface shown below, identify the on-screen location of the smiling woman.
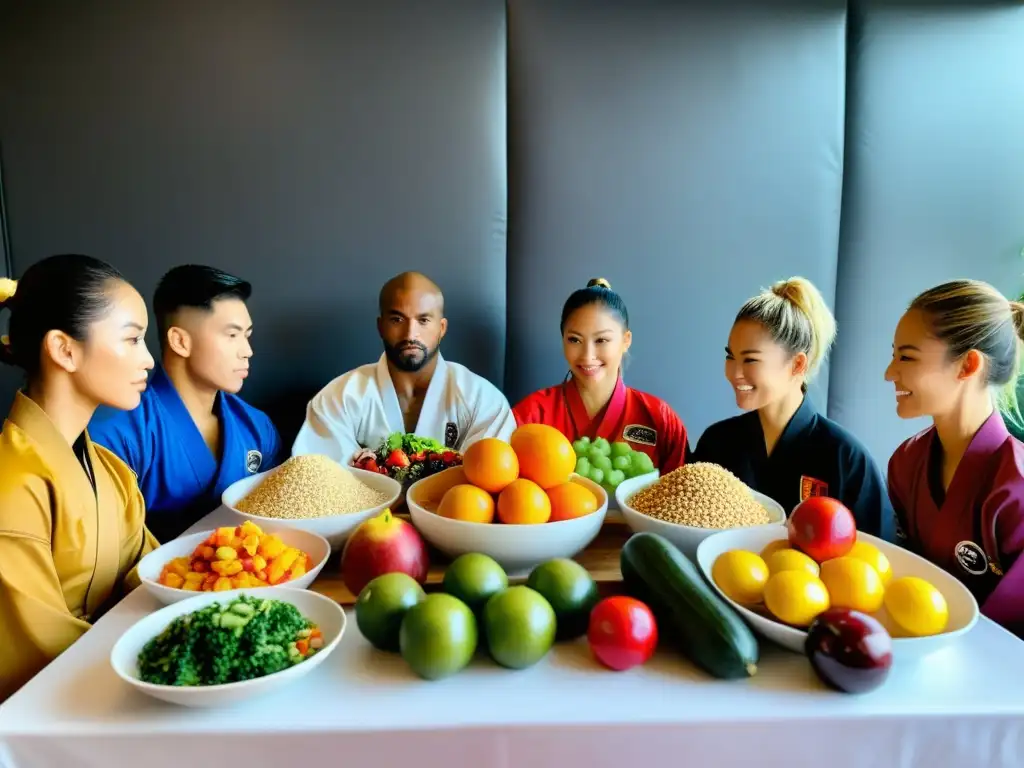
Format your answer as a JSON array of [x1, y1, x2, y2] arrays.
[[691, 277, 893, 539], [886, 280, 1024, 639], [0, 254, 160, 703], [512, 278, 690, 475]]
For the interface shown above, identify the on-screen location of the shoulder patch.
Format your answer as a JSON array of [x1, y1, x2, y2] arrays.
[[799, 475, 829, 501], [954, 540, 988, 577], [246, 450, 263, 474], [622, 424, 657, 446], [445, 422, 460, 450]]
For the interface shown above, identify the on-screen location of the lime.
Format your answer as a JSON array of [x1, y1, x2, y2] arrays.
[[355, 572, 426, 652], [526, 559, 599, 640], [442, 553, 509, 614], [483, 586, 557, 669], [399, 593, 478, 680]]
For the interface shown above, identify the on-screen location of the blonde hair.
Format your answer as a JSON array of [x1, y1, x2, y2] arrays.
[[735, 277, 837, 391], [909, 280, 1024, 420]]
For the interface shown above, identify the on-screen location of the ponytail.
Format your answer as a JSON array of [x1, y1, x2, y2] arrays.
[[736, 276, 837, 391]]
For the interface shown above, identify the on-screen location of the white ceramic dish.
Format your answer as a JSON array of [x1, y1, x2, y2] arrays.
[[603, 469, 658, 513], [616, 473, 786, 560], [110, 587, 346, 708], [221, 463, 402, 548], [136, 526, 331, 605], [406, 466, 608, 577], [695, 527, 979, 659]]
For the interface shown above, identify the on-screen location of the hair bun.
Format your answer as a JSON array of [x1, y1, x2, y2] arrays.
[[587, 277, 612, 290], [1010, 301, 1024, 336]]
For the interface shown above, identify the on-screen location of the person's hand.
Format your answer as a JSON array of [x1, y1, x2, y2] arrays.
[[351, 448, 377, 466]]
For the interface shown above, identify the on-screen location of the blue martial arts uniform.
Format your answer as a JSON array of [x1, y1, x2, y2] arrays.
[[88, 367, 282, 543], [692, 397, 895, 540]]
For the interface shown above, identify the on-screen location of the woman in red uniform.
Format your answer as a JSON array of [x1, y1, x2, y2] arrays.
[[886, 280, 1024, 637], [512, 278, 689, 473]]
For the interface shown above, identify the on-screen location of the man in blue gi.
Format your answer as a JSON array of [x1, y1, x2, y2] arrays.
[[89, 265, 282, 542]]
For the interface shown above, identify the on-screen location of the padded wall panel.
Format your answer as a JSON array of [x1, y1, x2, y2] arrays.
[[830, 1, 1024, 463], [0, 0, 508, 440], [505, 0, 847, 441]]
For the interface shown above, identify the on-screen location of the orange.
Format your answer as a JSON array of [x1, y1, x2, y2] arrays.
[[462, 438, 520, 493], [497, 478, 552, 525], [546, 481, 598, 522], [437, 484, 496, 524], [509, 424, 576, 489]]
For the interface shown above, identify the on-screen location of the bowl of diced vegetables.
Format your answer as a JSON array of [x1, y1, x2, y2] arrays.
[[110, 588, 346, 708], [137, 521, 331, 605], [570, 436, 658, 512]]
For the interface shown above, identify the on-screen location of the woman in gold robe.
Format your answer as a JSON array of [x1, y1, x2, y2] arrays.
[[0, 254, 159, 702]]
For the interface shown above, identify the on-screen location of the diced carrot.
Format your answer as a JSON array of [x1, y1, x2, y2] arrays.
[[296, 640, 309, 655], [310, 628, 322, 638], [192, 560, 209, 573], [199, 546, 216, 560]]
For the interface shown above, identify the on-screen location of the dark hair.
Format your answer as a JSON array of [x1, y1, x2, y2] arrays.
[[153, 264, 252, 341], [560, 278, 629, 333], [0, 254, 125, 377]]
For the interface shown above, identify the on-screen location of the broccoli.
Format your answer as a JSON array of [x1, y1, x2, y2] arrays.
[[137, 596, 318, 687]]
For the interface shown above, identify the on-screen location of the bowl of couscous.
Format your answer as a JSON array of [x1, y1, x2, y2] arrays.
[[616, 462, 786, 560], [221, 455, 402, 548]]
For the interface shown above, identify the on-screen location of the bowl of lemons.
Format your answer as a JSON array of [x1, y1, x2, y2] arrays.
[[695, 526, 979, 660]]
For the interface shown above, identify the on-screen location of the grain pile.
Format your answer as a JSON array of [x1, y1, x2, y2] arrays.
[[627, 462, 770, 529], [236, 454, 391, 519]]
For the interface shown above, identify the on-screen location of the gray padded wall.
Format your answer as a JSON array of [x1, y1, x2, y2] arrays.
[[829, 1, 1024, 463], [505, 0, 848, 442], [0, 0, 508, 441]]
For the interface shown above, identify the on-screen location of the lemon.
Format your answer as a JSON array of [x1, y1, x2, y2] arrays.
[[819, 556, 885, 613], [712, 550, 769, 605], [884, 576, 949, 637], [763, 570, 830, 627], [760, 539, 791, 562], [766, 548, 820, 578], [847, 541, 893, 586]]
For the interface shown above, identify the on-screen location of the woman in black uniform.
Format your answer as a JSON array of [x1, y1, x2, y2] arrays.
[[692, 277, 894, 539]]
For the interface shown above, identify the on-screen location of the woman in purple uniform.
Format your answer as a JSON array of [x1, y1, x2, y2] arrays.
[[886, 280, 1024, 638]]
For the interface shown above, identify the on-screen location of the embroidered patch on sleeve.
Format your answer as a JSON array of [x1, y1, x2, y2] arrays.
[[622, 425, 657, 446]]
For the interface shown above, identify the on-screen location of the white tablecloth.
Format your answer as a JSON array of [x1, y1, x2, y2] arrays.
[[2, 508, 1024, 768]]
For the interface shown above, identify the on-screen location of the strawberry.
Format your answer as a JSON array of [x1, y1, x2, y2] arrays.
[[442, 451, 458, 465], [362, 458, 380, 473], [386, 449, 411, 468], [410, 451, 427, 463]]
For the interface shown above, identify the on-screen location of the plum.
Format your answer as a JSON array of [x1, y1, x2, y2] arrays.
[[805, 608, 893, 694]]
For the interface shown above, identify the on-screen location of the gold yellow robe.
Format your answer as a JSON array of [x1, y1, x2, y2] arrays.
[[0, 392, 159, 702]]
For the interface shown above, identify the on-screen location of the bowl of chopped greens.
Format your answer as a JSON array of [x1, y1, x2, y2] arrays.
[[110, 588, 345, 707]]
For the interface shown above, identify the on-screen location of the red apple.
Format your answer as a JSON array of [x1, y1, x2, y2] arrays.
[[787, 496, 856, 562], [341, 509, 430, 596], [805, 608, 893, 694]]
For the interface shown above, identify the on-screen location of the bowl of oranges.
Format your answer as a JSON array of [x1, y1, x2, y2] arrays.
[[137, 521, 331, 605], [694, 498, 979, 660], [406, 425, 608, 576]]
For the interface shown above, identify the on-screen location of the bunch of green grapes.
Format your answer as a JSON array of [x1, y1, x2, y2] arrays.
[[571, 437, 656, 494]]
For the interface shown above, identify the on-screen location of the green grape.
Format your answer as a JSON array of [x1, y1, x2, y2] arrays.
[[575, 457, 591, 476], [591, 438, 611, 456], [610, 442, 632, 458], [590, 454, 612, 473], [612, 455, 631, 472], [588, 467, 605, 485], [572, 438, 591, 456], [632, 452, 655, 475], [606, 469, 625, 488]]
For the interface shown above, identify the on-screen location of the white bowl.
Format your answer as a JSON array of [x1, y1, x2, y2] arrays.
[[221, 464, 402, 548], [695, 527, 980, 659], [136, 526, 332, 605], [406, 466, 608, 577], [616, 473, 786, 560], [110, 587, 346, 708], [604, 470, 659, 512]]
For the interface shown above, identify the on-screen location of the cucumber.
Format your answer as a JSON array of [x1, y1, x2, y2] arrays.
[[620, 532, 759, 679]]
